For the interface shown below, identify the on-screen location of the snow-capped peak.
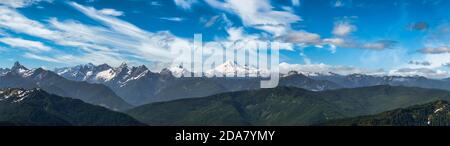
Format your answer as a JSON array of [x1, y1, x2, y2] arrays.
[[6, 61, 37, 78], [167, 65, 191, 78], [11, 61, 29, 74], [207, 60, 261, 77], [0, 68, 11, 76], [55, 62, 153, 85], [126, 65, 150, 80], [117, 62, 129, 70], [217, 60, 240, 69], [95, 68, 116, 82], [55, 63, 116, 83]]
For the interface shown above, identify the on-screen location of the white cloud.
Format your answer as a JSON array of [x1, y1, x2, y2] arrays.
[[278, 31, 321, 44], [203, 13, 232, 28], [98, 8, 124, 16], [0, 7, 56, 40], [224, 27, 293, 51], [389, 68, 450, 79], [424, 53, 450, 68], [160, 17, 185, 22], [0, 0, 52, 8], [23, 52, 60, 63], [23, 52, 126, 66], [323, 38, 346, 46], [203, 0, 392, 54], [299, 52, 311, 64], [69, 2, 150, 40], [205, 0, 301, 36], [174, 0, 198, 10], [419, 46, 450, 54], [65, 2, 180, 61], [291, 0, 300, 7], [322, 38, 397, 51], [332, 21, 357, 36], [334, 0, 344, 7], [0, 3, 174, 66], [226, 27, 245, 41], [0, 2, 292, 68], [0, 37, 51, 52], [149, 1, 162, 6], [419, 24, 450, 69]]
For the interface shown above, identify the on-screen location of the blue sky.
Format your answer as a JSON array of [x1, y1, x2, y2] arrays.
[[1, 0, 450, 78]]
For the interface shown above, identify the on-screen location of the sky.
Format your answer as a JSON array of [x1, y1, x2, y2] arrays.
[[1, 0, 450, 78]]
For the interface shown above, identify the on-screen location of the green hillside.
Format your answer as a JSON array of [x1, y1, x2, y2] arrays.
[[322, 100, 449, 126], [127, 85, 450, 126], [0, 88, 145, 126]]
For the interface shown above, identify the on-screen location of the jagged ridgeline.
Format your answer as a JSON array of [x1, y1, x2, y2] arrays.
[[53, 62, 450, 106], [0, 62, 132, 111], [126, 86, 450, 126]]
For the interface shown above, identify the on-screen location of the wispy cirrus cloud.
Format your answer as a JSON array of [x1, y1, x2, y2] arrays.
[[0, 1, 294, 69], [204, 0, 301, 36], [0, 37, 51, 52], [0, 7, 56, 40], [0, 0, 52, 8], [203, 13, 232, 28], [0, 2, 178, 66], [0, 5, 124, 65], [98, 8, 124, 16], [23, 52, 60, 63], [68, 2, 183, 61], [149, 1, 162, 6], [291, 0, 300, 7], [174, 0, 198, 10], [159, 17, 185, 22]]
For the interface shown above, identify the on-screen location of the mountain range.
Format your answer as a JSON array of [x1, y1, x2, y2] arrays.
[[53, 62, 450, 106], [0, 62, 131, 111], [311, 73, 450, 91], [126, 85, 450, 126], [53, 61, 340, 105], [0, 88, 144, 126], [3, 61, 450, 109], [1, 61, 449, 126]]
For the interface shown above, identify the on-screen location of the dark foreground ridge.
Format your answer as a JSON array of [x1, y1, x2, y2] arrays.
[[321, 100, 450, 126], [0, 88, 145, 126]]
